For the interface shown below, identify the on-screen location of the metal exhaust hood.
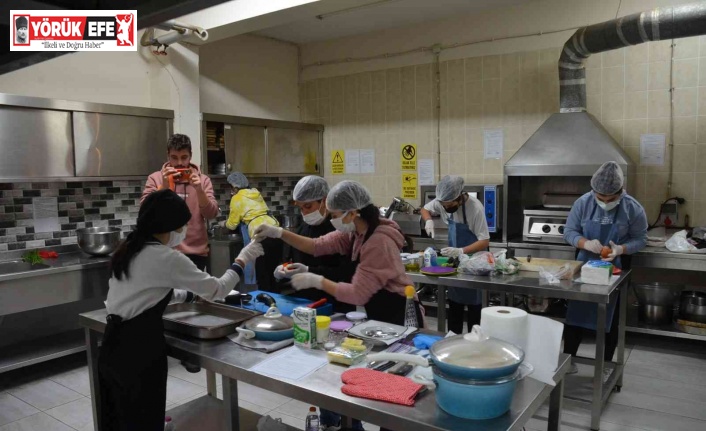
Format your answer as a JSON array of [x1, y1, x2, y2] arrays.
[[506, 2, 706, 177]]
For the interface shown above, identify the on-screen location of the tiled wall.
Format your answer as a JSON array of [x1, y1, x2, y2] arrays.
[[301, 36, 706, 227], [0, 177, 300, 252]]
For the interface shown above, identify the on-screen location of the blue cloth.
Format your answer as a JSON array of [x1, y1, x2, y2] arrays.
[[447, 203, 483, 305], [564, 191, 646, 331], [239, 223, 256, 285], [413, 334, 444, 350]]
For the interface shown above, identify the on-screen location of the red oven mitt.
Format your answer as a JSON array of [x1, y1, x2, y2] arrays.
[[341, 368, 425, 406]]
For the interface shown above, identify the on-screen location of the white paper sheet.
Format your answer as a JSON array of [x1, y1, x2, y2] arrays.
[[32, 197, 60, 233], [249, 346, 329, 381], [360, 149, 375, 173], [418, 159, 435, 185], [346, 149, 360, 174], [639, 133, 665, 166], [483, 129, 504, 159]]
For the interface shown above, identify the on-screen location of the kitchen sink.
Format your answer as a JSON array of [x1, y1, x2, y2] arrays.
[[0, 260, 50, 275]]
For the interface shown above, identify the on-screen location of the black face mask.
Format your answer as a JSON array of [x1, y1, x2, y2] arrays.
[[446, 205, 460, 214]]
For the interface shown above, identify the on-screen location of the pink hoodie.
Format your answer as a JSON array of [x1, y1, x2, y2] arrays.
[[141, 163, 219, 256], [313, 218, 413, 306]]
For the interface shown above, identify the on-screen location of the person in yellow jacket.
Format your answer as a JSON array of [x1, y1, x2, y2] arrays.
[[225, 172, 282, 292]]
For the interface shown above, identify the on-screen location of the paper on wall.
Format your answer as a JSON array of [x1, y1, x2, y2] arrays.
[[639, 134, 665, 166], [360, 149, 375, 173], [33, 197, 60, 233], [483, 129, 504, 159], [418, 159, 435, 185], [346, 149, 360, 174]]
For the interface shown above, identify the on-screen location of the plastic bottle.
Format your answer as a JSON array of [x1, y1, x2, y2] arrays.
[[423, 247, 437, 268], [164, 416, 175, 431], [403, 285, 419, 328], [304, 406, 319, 431]]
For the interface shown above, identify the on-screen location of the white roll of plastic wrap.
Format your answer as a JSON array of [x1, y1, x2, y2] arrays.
[[480, 306, 528, 350]]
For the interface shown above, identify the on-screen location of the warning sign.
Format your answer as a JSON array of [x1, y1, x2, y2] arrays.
[[331, 150, 344, 175], [402, 173, 418, 199], [401, 144, 417, 171]]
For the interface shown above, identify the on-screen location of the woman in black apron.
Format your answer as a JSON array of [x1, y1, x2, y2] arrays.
[[99, 189, 263, 431], [253, 180, 424, 327]]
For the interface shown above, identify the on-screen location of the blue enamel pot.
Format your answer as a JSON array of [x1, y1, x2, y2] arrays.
[[236, 306, 293, 341]]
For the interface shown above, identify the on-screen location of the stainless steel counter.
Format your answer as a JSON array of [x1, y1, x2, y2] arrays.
[[80, 309, 570, 431], [631, 246, 706, 272], [0, 252, 110, 283]]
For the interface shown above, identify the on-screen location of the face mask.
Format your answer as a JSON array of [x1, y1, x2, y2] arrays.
[[596, 197, 620, 212], [302, 204, 326, 226], [445, 197, 463, 214], [166, 227, 187, 247], [331, 212, 356, 233]]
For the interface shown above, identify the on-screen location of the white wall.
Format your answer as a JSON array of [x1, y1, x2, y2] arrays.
[[199, 34, 300, 121]]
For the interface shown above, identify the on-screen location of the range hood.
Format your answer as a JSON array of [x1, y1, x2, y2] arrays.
[[505, 2, 706, 177]]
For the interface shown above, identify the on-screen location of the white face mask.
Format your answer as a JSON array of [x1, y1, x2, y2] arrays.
[[166, 226, 187, 247], [595, 197, 620, 212], [331, 212, 356, 233], [302, 206, 326, 226]]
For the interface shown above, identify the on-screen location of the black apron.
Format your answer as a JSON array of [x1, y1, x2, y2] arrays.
[[353, 230, 424, 327], [98, 290, 173, 431]]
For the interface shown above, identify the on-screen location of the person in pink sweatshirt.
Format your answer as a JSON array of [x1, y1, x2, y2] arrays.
[[254, 180, 423, 328], [141, 134, 219, 272]]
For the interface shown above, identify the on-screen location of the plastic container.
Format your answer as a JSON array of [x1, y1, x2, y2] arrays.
[[346, 311, 367, 322], [316, 315, 331, 343], [305, 407, 319, 431]]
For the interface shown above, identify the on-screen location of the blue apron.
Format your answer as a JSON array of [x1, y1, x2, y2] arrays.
[[565, 202, 622, 331], [447, 201, 483, 305], [239, 223, 257, 285]]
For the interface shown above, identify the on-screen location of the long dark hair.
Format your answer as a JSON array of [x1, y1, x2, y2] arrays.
[[358, 204, 380, 242], [110, 230, 151, 280]]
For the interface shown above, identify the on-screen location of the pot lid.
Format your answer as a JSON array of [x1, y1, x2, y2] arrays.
[[430, 326, 524, 370], [244, 306, 293, 331]]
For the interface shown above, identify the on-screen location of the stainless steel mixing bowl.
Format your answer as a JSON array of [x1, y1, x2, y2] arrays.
[[76, 227, 122, 256]]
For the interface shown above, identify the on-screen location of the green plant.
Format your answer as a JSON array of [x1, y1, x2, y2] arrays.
[[22, 250, 43, 265]]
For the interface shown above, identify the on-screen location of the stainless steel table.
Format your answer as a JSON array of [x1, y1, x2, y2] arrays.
[[408, 270, 631, 431], [80, 310, 570, 431]]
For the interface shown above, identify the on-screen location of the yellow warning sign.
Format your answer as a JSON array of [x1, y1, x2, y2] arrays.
[[331, 150, 344, 175], [402, 173, 418, 199], [401, 144, 417, 171]]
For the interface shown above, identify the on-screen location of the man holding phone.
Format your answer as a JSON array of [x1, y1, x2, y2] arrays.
[[142, 134, 219, 272]]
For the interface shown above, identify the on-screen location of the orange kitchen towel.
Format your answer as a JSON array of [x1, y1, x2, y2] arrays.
[[341, 368, 425, 406]]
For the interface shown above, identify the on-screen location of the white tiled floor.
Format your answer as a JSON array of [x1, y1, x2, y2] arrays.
[[1, 331, 705, 431]]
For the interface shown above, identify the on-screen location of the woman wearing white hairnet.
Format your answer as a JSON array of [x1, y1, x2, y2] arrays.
[[274, 176, 356, 313], [255, 180, 423, 327], [563, 161, 647, 377], [420, 175, 490, 333], [223, 172, 282, 292]]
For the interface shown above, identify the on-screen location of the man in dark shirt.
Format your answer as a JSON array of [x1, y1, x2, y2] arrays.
[[274, 176, 355, 313]]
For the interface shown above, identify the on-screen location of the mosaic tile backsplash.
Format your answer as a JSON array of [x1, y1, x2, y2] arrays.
[[0, 176, 300, 252]]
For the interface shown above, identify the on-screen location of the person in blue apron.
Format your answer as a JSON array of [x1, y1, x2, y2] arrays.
[[100, 189, 263, 430], [224, 172, 282, 292], [420, 175, 490, 334], [563, 161, 648, 376]]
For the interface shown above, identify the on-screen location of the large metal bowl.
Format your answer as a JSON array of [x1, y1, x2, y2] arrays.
[[76, 227, 122, 256]]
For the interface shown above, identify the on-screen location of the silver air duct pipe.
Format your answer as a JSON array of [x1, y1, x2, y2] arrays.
[[559, 2, 706, 112]]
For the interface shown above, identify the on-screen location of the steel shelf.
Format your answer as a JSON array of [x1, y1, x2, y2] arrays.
[[626, 322, 706, 341], [0, 329, 86, 374]]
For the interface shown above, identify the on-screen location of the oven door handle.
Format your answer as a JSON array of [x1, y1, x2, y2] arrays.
[[525, 235, 542, 240]]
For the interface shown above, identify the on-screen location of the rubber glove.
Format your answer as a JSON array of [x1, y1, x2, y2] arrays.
[[283, 262, 308, 277], [290, 273, 324, 291], [602, 241, 624, 262], [235, 242, 264, 265], [583, 239, 603, 254], [273, 264, 287, 280], [424, 220, 435, 238], [441, 247, 464, 258], [253, 224, 283, 241]]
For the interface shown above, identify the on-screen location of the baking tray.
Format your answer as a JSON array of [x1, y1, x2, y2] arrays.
[[162, 302, 261, 339]]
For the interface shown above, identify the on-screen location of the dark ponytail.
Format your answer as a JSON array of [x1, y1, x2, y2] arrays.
[[110, 231, 151, 280], [358, 204, 380, 242]]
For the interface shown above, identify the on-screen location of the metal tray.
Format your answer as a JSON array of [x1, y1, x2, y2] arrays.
[[162, 302, 261, 339]]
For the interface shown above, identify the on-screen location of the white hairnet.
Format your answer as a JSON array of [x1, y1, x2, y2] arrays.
[[591, 161, 624, 195], [227, 172, 249, 189], [436, 175, 464, 202], [326, 180, 373, 212], [293, 176, 329, 202]]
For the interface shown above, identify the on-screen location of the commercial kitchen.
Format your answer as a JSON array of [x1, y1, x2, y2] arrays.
[[1, 1, 706, 430]]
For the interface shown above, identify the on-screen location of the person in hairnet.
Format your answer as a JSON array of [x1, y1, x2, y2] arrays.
[[224, 172, 282, 292], [563, 161, 647, 376], [420, 175, 490, 333], [273, 176, 356, 313], [254, 180, 423, 327]]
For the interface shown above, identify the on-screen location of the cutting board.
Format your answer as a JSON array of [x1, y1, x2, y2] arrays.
[[514, 257, 583, 279]]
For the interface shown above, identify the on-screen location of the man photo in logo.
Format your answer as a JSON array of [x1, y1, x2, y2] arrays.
[[9, 10, 137, 52], [15, 16, 29, 44]]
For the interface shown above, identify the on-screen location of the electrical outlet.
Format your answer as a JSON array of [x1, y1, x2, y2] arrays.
[[659, 202, 678, 227]]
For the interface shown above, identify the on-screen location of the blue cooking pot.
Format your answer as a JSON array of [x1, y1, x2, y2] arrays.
[[236, 306, 293, 341], [431, 367, 519, 419]]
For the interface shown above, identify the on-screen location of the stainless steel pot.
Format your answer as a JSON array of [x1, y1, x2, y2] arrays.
[[640, 305, 673, 325], [236, 306, 294, 340], [682, 295, 706, 324], [633, 283, 681, 325], [278, 214, 301, 232], [76, 227, 122, 256], [680, 291, 706, 321]]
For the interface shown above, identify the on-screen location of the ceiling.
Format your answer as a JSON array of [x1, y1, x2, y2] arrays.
[[255, 0, 530, 44]]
